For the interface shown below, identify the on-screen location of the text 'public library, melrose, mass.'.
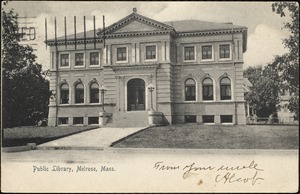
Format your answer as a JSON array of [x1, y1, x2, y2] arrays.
[[46, 9, 248, 127]]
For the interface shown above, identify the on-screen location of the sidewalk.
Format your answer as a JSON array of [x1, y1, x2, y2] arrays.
[[38, 127, 146, 149]]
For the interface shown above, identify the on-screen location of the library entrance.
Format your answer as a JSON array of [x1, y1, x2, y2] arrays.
[[127, 78, 145, 111]]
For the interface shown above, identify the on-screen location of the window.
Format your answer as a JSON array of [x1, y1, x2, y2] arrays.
[[75, 83, 84, 103], [202, 115, 214, 124], [90, 82, 99, 103], [60, 54, 69, 67], [219, 44, 230, 59], [202, 78, 214, 101], [185, 115, 196, 123], [58, 117, 68, 125], [90, 52, 99, 66], [184, 46, 195, 61], [88, 117, 99, 125], [20, 27, 36, 40], [220, 77, 231, 100], [117, 47, 127, 61], [202, 45, 213, 60], [185, 79, 196, 101], [60, 83, 69, 104], [220, 115, 233, 123], [146, 45, 156, 60], [73, 117, 83, 125], [75, 53, 84, 66]]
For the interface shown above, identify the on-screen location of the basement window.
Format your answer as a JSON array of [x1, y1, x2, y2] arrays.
[[88, 117, 99, 125], [58, 117, 68, 125], [73, 117, 84, 125], [220, 115, 233, 124], [185, 115, 196, 123], [202, 115, 214, 124]]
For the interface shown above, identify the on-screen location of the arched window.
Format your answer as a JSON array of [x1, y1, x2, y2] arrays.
[[185, 79, 196, 101], [220, 77, 231, 100], [60, 83, 69, 104], [90, 82, 99, 103], [202, 78, 213, 101], [75, 83, 84, 103]]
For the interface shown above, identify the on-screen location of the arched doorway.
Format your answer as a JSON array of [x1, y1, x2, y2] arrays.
[[127, 79, 145, 111]]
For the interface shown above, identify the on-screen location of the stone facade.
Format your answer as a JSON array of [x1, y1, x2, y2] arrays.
[[46, 10, 248, 126]]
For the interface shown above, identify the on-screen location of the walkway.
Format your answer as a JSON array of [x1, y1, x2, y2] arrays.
[[38, 127, 146, 149]]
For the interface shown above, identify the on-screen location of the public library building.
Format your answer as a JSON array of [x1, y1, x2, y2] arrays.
[[46, 9, 248, 127]]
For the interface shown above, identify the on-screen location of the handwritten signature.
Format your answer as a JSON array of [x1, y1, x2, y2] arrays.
[[154, 160, 264, 185]]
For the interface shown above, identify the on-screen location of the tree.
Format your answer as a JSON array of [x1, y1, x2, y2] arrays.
[[272, 2, 299, 120], [244, 65, 280, 118], [2, 9, 52, 128]]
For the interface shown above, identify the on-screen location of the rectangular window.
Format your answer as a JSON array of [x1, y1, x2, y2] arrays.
[[202, 45, 212, 60], [90, 52, 99, 66], [60, 54, 69, 67], [58, 117, 68, 125], [184, 46, 195, 61], [88, 117, 99, 125], [73, 117, 84, 125], [185, 115, 196, 123], [220, 115, 233, 123], [202, 115, 214, 124], [146, 45, 156, 60], [75, 53, 84, 66], [29, 27, 36, 40], [20, 27, 36, 40], [219, 44, 230, 59], [117, 47, 127, 61]]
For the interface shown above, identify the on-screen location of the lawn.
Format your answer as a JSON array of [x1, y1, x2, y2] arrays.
[[2, 126, 98, 147], [112, 124, 299, 149]]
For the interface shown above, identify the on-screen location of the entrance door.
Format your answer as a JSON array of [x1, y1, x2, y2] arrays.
[[127, 79, 145, 111]]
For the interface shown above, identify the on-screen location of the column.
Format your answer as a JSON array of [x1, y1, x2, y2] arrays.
[[166, 41, 170, 62], [107, 45, 111, 65], [131, 43, 136, 64], [161, 41, 165, 62], [103, 46, 107, 65], [136, 43, 140, 63]]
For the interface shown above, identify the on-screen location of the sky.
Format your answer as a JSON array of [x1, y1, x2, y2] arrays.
[[3, 1, 292, 70]]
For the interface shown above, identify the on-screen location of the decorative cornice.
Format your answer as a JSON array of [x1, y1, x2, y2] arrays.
[[176, 29, 245, 37], [111, 63, 159, 71], [46, 38, 103, 46], [46, 28, 244, 46]]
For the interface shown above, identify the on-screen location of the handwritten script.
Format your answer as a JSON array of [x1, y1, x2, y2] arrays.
[[153, 160, 264, 185]]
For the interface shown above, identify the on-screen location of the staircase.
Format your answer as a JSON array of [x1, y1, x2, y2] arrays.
[[105, 111, 149, 128]]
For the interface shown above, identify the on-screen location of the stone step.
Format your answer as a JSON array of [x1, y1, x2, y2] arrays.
[[106, 111, 149, 128]]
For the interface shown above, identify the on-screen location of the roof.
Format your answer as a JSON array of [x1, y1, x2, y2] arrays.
[[164, 20, 246, 33], [243, 78, 252, 92], [48, 12, 247, 48]]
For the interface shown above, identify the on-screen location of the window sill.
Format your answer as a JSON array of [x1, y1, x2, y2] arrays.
[[59, 66, 70, 69], [145, 59, 157, 62], [201, 59, 214, 62], [202, 100, 215, 103], [183, 60, 196, 63], [74, 66, 85, 68], [89, 65, 101, 67], [221, 123, 234, 125], [219, 58, 232, 61], [116, 61, 128, 64]]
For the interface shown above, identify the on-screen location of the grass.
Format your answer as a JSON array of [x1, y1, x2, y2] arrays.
[[2, 126, 98, 147], [112, 124, 299, 149]]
